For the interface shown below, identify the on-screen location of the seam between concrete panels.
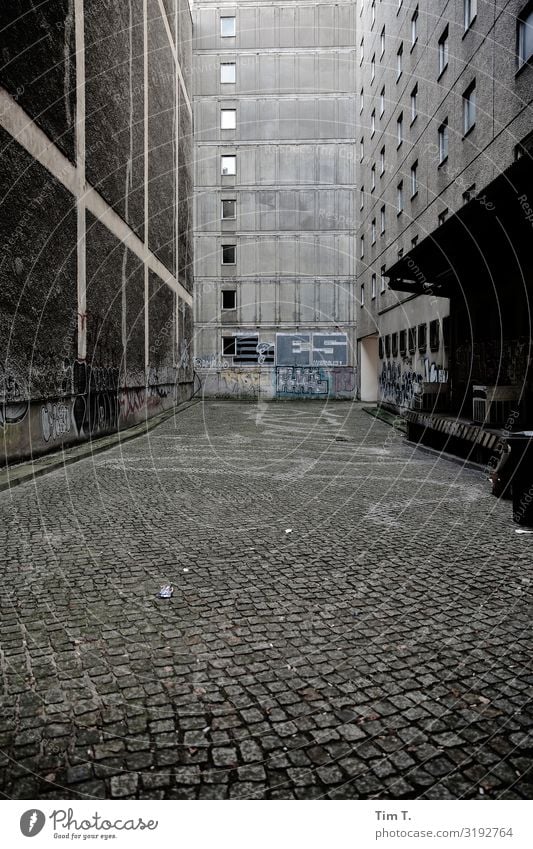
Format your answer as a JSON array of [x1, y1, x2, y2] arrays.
[[156, 0, 193, 119], [0, 90, 192, 309], [74, 0, 86, 361], [144, 0, 150, 379]]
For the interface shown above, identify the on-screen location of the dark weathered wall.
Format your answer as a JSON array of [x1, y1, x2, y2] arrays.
[[0, 0, 194, 465]]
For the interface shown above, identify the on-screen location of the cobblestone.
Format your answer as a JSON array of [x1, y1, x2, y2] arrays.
[[0, 401, 531, 799]]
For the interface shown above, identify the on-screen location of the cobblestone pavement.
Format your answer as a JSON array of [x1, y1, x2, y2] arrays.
[[0, 400, 531, 800]]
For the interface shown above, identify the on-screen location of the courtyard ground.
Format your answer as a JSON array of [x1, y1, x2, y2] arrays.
[[0, 400, 531, 799]]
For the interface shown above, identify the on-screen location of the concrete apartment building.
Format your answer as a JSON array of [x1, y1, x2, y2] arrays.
[[193, 0, 357, 399], [356, 0, 533, 451], [0, 0, 194, 464]]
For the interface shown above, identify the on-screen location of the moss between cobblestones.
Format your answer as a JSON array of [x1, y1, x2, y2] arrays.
[[362, 405, 407, 432]]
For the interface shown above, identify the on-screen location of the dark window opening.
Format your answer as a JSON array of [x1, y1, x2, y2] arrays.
[[399, 329, 407, 356], [429, 319, 440, 351], [222, 244, 236, 264], [223, 337, 236, 356], [392, 332, 398, 357], [408, 328, 416, 354], [385, 335, 391, 358], [222, 290, 236, 310], [418, 322, 427, 352]]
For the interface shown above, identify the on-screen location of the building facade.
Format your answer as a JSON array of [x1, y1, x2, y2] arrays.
[[355, 0, 533, 433], [193, 0, 357, 399], [0, 0, 194, 464]]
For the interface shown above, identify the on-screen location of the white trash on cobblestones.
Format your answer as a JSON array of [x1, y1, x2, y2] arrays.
[[156, 585, 174, 598]]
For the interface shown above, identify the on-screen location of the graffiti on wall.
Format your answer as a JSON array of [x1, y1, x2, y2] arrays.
[[276, 367, 329, 397], [193, 355, 231, 370], [332, 367, 356, 394], [0, 366, 29, 428], [40, 402, 72, 443], [379, 358, 448, 408], [455, 338, 529, 385]]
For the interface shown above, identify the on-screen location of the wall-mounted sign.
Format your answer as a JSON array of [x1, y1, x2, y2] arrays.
[[276, 333, 348, 367]]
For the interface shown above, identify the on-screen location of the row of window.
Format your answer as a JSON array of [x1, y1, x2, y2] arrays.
[[360, 81, 475, 182], [377, 320, 446, 359], [360, 1, 477, 77], [361, 1, 531, 95], [360, 267, 387, 303]]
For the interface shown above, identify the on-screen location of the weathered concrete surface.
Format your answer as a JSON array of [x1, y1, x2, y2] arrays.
[[0, 402, 531, 800]]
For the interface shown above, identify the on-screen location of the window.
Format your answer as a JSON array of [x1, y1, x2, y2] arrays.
[[380, 146, 385, 174], [360, 137, 365, 161], [221, 16, 236, 37], [438, 119, 449, 164], [371, 163, 376, 190], [429, 319, 440, 351], [222, 199, 236, 219], [411, 160, 418, 196], [380, 26, 386, 57], [380, 205, 385, 233], [443, 315, 450, 350], [462, 183, 476, 203], [371, 109, 376, 136], [371, 218, 376, 244], [360, 186, 365, 209], [371, 0, 376, 26], [220, 63, 236, 84], [380, 265, 386, 293], [379, 337, 384, 359], [221, 109, 236, 129], [392, 333, 398, 357], [398, 248, 404, 259], [438, 27, 449, 75], [360, 235, 365, 258], [464, 0, 477, 31], [385, 335, 391, 358], [360, 37, 364, 65], [380, 86, 385, 116], [222, 290, 236, 310], [418, 323, 427, 352], [411, 7, 419, 45], [399, 329, 407, 355], [411, 234, 419, 247], [438, 208, 448, 226], [371, 273, 376, 299], [222, 244, 236, 264], [360, 87, 364, 113], [361, 283, 365, 306], [408, 327, 416, 353], [221, 155, 236, 175], [223, 337, 236, 356], [463, 80, 476, 134], [397, 180, 404, 213], [371, 54, 376, 81], [397, 43, 403, 79], [397, 112, 403, 146], [411, 83, 418, 122], [518, 5, 533, 67]]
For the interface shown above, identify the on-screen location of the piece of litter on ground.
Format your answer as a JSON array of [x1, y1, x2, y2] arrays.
[[203, 726, 210, 733], [285, 529, 292, 534], [156, 585, 173, 599], [515, 528, 533, 534], [183, 568, 189, 572]]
